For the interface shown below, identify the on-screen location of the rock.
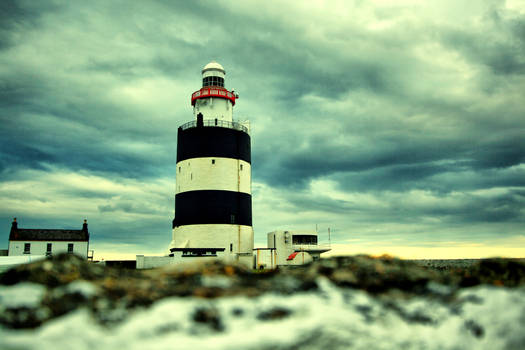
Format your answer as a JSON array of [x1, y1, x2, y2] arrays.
[[0, 253, 524, 334], [257, 307, 292, 321], [193, 307, 223, 331]]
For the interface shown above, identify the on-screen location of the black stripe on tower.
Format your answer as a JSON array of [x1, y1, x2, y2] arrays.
[[177, 126, 251, 163], [173, 190, 252, 228]]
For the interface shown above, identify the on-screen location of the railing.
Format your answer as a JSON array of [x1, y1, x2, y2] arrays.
[[292, 244, 331, 252], [179, 119, 249, 134], [191, 87, 236, 106]]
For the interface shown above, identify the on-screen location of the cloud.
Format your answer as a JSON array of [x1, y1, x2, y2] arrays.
[[0, 0, 524, 257], [0, 167, 173, 253]]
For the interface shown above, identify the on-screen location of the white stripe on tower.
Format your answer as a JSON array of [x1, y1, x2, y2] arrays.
[[175, 158, 251, 194]]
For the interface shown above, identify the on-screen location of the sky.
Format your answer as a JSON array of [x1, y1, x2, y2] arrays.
[[1, 0, 524, 260]]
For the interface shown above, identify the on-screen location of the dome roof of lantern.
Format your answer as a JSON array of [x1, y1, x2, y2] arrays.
[[202, 60, 225, 74]]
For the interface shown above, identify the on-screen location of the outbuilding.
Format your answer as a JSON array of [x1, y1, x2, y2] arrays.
[[253, 230, 331, 269]]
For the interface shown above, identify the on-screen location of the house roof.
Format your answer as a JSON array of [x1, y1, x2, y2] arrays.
[[8, 218, 90, 242], [10, 229, 89, 242]]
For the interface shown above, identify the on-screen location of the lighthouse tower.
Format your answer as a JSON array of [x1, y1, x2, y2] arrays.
[[169, 61, 254, 267]]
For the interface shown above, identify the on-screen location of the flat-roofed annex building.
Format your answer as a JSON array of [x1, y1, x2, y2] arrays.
[[8, 218, 91, 259]]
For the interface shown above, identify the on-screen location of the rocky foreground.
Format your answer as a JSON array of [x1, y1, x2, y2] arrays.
[[0, 255, 524, 350]]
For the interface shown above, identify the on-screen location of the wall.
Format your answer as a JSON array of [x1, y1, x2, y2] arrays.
[[267, 231, 319, 266], [288, 251, 313, 266], [170, 224, 254, 268], [136, 251, 246, 270], [0, 255, 46, 273], [136, 255, 174, 269], [194, 97, 233, 121], [267, 231, 292, 266], [8, 241, 88, 258], [254, 249, 277, 270]]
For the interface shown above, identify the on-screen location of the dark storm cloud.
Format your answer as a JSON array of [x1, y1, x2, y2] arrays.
[[0, 0, 58, 49], [253, 120, 525, 191], [0, 0, 524, 254], [440, 10, 525, 76], [0, 0, 400, 181], [281, 183, 525, 231], [0, 142, 56, 174]]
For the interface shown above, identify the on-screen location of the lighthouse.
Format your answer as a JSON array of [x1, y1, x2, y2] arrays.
[[169, 61, 254, 267]]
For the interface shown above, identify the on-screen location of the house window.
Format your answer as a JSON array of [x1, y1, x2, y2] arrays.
[[68, 243, 74, 253], [46, 243, 52, 255], [24, 243, 30, 254]]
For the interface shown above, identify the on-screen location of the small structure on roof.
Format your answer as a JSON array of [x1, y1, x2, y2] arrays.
[[8, 218, 92, 259]]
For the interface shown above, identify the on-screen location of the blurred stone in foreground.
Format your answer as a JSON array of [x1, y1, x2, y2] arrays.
[[0, 254, 524, 349]]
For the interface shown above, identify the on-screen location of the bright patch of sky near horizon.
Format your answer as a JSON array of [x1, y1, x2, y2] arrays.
[[0, 0, 524, 260]]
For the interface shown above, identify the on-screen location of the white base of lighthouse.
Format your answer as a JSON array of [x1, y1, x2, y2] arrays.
[[169, 224, 254, 267]]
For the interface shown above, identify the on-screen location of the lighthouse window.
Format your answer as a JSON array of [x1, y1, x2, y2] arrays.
[[240, 164, 243, 171], [212, 159, 215, 164], [178, 167, 181, 173], [202, 76, 224, 87]]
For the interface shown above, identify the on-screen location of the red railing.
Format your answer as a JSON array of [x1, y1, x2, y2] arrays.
[[191, 87, 236, 106]]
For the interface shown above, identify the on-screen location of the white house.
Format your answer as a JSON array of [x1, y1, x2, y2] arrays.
[[7, 218, 91, 259]]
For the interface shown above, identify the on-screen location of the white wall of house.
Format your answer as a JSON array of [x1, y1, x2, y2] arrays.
[[8, 241, 88, 258]]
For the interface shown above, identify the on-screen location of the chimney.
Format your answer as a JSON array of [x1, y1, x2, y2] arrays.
[[82, 219, 88, 232], [11, 217, 17, 230]]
